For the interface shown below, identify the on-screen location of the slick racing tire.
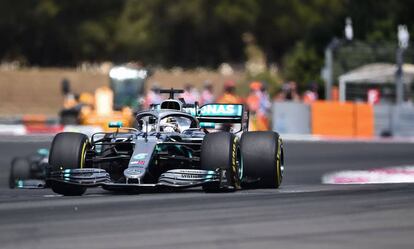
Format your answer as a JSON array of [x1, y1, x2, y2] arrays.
[[49, 132, 89, 196], [200, 132, 242, 192], [240, 131, 283, 188], [9, 158, 31, 189]]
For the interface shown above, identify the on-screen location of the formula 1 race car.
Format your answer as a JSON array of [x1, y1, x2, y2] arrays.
[[46, 89, 284, 195], [9, 149, 49, 189]]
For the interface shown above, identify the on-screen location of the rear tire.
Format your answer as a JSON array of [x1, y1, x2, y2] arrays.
[[240, 131, 283, 188], [9, 158, 31, 189], [200, 132, 241, 192], [49, 132, 89, 196]]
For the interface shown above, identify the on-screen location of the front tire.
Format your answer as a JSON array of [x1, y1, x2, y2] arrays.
[[200, 132, 242, 192], [9, 158, 31, 189], [240, 131, 283, 188], [49, 132, 89, 195]]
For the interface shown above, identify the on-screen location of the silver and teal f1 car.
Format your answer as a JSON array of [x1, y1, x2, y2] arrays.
[[46, 89, 284, 195], [9, 149, 49, 189]]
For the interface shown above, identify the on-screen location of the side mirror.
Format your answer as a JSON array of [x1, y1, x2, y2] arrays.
[[108, 121, 123, 128]]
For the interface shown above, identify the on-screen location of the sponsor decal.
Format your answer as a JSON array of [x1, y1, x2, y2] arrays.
[[184, 104, 243, 117], [183, 107, 196, 115], [200, 104, 242, 117], [169, 169, 210, 174], [180, 174, 200, 179], [200, 122, 215, 129], [133, 153, 148, 160], [124, 168, 144, 175], [130, 160, 145, 165], [131, 165, 145, 169]]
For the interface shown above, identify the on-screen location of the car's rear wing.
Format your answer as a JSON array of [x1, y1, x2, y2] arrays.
[[185, 103, 249, 132]]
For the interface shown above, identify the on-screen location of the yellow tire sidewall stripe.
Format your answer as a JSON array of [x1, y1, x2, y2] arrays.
[[80, 141, 87, 169], [232, 136, 241, 189], [276, 138, 282, 186]]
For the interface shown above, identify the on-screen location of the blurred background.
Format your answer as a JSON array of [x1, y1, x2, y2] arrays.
[[1, 0, 414, 138]]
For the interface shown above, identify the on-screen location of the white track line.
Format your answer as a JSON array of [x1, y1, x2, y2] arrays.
[[282, 134, 414, 143], [322, 165, 414, 184]]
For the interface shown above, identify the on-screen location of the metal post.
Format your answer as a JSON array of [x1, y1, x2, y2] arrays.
[[323, 18, 353, 101], [395, 48, 404, 105], [392, 48, 404, 137], [339, 79, 346, 102], [324, 47, 333, 100], [392, 24, 409, 137], [323, 39, 340, 100]]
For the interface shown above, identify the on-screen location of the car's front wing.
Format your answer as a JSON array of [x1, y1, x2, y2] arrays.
[[47, 168, 232, 191]]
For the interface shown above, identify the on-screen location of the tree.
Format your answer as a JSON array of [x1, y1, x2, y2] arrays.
[[282, 42, 322, 90], [0, 0, 413, 78]]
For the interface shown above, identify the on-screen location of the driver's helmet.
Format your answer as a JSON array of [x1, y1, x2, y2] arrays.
[[160, 117, 180, 133]]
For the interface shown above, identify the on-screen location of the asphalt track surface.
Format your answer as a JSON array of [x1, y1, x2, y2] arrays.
[[1, 135, 414, 249]]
